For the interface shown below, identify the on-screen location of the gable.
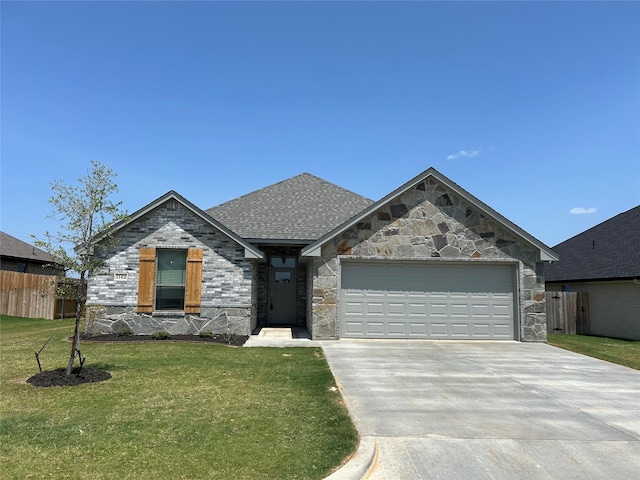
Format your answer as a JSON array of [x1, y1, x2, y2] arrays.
[[545, 205, 640, 282], [102, 191, 263, 260], [302, 167, 558, 262], [206, 173, 373, 242]]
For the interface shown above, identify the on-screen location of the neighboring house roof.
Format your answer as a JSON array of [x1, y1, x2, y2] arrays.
[[545, 205, 640, 282], [104, 191, 265, 259], [206, 173, 374, 242], [301, 167, 559, 262], [0, 231, 56, 264]]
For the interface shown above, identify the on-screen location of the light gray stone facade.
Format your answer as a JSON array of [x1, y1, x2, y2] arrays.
[[86, 199, 257, 336], [309, 177, 547, 341]]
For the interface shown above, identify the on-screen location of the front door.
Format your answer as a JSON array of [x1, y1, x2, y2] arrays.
[[269, 256, 297, 325]]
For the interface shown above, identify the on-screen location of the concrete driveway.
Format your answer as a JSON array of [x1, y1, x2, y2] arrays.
[[321, 340, 640, 480]]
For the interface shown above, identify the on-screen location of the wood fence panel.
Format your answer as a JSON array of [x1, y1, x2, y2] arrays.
[[54, 298, 79, 319], [576, 292, 590, 335], [0, 271, 56, 319], [545, 291, 590, 335]]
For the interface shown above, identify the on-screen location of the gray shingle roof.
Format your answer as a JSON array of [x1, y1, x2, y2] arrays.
[[206, 173, 374, 241], [0, 231, 56, 264], [545, 206, 640, 282]]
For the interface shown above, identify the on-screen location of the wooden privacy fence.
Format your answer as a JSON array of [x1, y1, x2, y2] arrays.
[[545, 291, 590, 335], [0, 271, 80, 320]]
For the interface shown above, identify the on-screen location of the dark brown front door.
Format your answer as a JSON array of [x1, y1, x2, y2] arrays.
[[268, 257, 297, 325]]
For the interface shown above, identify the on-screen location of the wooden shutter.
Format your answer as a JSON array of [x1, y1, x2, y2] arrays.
[[185, 248, 203, 314], [137, 247, 156, 313]]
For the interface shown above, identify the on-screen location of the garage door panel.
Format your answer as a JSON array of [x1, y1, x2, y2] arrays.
[[471, 304, 490, 317], [492, 304, 513, 317], [430, 304, 448, 316], [388, 322, 407, 335], [367, 303, 385, 315], [345, 301, 365, 314], [409, 323, 428, 335], [341, 262, 516, 340], [344, 321, 365, 335], [365, 322, 385, 335], [493, 324, 513, 337], [388, 303, 406, 315], [430, 323, 449, 336], [472, 323, 491, 336], [451, 304, 470, 316]]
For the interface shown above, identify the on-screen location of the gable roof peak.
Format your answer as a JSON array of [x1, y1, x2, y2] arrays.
[[102, 190, 264, 260], [301, 166, 558, 262]]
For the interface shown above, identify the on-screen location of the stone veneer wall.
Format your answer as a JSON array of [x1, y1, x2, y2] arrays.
[[310, 177, 547, 341], [86, 199, 256, 336]]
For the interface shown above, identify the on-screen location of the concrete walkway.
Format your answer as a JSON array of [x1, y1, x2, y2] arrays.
[[243, 327, 322, 347], [322, 340, 640, 480]]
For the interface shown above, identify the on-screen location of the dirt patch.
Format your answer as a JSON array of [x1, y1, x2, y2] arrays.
[[27, 367, 112, 387], [80, 333, 248, 347]]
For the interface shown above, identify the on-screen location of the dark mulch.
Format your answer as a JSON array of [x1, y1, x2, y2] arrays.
[[27, 367, 112, 387], [80, 333, 248, 347]]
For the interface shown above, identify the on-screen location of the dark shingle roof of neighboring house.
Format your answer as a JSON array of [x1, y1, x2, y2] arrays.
[[545, 206, 640, 282], [206, 173, 374, 242], [0, 231, 56, 264]]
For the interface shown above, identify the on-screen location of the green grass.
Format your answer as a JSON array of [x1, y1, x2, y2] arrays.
[[0, 316, 358, 479], [548, 333, 640, 370]]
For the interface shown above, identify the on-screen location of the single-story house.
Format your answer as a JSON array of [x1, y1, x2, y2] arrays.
[[86, 167, 558, 341], [545, 206, 640, 340], [0, 231, 62, 275]]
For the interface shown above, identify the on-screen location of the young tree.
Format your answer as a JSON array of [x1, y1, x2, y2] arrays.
[[34, 160, 127, 375]]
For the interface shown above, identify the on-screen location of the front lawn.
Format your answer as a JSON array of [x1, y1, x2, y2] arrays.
[[547, 333, 640, 370], [0, 316, 358, 479]]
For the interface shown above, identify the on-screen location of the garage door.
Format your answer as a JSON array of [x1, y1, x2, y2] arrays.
[[340, 262, 516, 339]]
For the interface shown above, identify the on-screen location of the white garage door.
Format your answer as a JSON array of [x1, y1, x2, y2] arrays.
[[340, 262, 516, 339]]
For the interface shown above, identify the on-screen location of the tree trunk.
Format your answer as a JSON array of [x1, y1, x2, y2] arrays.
[[65, 271, 85, 376]]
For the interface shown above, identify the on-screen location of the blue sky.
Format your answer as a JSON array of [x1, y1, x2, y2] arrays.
[[1, 1, 639, 250]]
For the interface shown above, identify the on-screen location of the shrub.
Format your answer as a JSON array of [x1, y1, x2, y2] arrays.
[[115, 326, 133, 336], [151, 330, 170, 340], [198, 330, 213, 338]]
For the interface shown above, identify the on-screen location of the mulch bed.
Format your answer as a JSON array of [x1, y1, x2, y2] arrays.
[[80, 333, 248, 347], [27, 367, 112, 387], [27, 334, 248, 388]]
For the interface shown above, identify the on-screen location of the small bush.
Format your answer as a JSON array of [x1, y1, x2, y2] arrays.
[[198, 330, 213, 338], [151, 330, 170, 340], [115, 326, 133, 336]]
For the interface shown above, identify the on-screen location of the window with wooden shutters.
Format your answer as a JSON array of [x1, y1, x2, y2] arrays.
[[155, 249, 187, 310], [136, 247, 203, 313]]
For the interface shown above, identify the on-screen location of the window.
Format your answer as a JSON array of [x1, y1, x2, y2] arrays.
[[155, 249, 187, 310], [270, 257, 296, 268], [137, 247, 203, 314]]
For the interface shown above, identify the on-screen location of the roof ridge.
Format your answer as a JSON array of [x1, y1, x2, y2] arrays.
[[207, 172, 372, 211]]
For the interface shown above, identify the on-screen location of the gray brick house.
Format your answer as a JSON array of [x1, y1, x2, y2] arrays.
[[86, 167, 558, 341]]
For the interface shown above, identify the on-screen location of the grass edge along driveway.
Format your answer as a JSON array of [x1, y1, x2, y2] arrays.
[[0, 316, 358, 480], [547, 333, 640, 370]]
